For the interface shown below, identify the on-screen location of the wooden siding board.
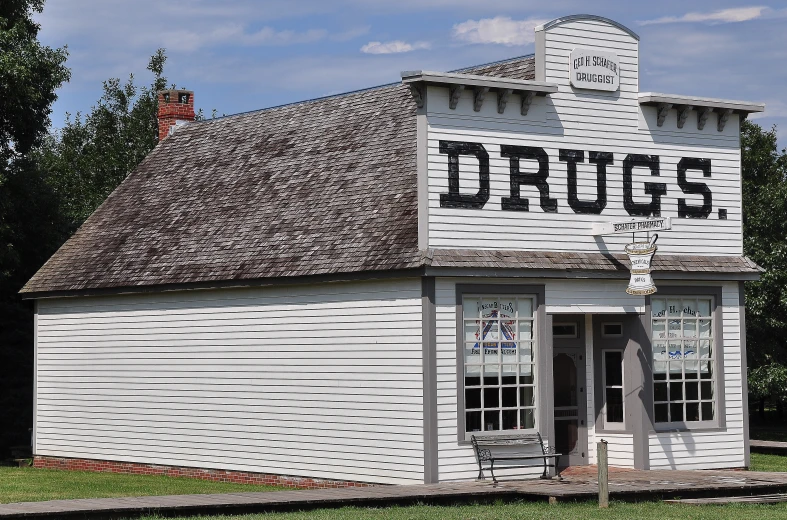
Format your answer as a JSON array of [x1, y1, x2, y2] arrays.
[[35, 279, 425, 485], [426, 20, 743, 257]]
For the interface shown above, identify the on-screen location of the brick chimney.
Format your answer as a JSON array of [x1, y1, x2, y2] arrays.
[[157, 89, 195, 142]]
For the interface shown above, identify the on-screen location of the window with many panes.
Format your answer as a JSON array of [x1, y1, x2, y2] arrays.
[[463, 295, 536, 436], [651, 297, 715, 424]]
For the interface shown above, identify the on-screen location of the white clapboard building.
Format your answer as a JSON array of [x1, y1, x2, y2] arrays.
[[23, 15, 765, 485]]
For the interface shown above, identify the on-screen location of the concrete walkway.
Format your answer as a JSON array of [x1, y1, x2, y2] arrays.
[[2, 468, 787, 519]]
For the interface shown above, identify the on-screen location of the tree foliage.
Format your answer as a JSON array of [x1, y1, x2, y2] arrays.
[[0, 0, 69, 457], [741, 120, 787, 368], [0, 0, 69, 173], [38, 49, 167, 225]]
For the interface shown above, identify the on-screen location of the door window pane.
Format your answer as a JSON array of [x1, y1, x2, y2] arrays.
[[602, 350, 624, 425]]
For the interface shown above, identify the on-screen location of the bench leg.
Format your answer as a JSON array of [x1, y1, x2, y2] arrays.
[[540, 456, 550, 480], [555, 456, 563, 481], [477, 465, 485, 481], [490, 460, 497, 485]]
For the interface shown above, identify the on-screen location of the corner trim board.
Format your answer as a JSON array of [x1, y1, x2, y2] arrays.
[[422, 277, 438, 483], [739, 281, 751, 467], [416, 95, 429, 250], [33, 301, 38, 453]]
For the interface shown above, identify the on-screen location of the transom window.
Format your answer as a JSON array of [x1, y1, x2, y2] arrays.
[[651, 297, 715, 424], [463, 296, 536, 435]]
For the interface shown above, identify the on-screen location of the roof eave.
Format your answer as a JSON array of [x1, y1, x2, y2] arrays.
[[401, 70, 558, 94], [639, 92, 765, 115]]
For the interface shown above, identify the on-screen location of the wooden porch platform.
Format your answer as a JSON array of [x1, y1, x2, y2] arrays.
[[2, 468, 787, 519]]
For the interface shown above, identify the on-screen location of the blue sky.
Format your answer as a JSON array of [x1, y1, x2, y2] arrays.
[[36, 1, 787, 148]]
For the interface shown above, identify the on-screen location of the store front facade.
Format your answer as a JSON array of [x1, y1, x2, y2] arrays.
[[24, 14, 763, 486], [411, 15, 762, 479]]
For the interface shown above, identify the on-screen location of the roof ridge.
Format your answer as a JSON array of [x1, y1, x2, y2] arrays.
[[192, 81, 402, 124], [449, 53, 535, 74], [193, 54, 536, 125]]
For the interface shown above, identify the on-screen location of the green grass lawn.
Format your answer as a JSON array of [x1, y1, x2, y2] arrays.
[[138, 501, 787, 520], [137, 453, 787, 520], [750, 452, 787, 472], [3, 453, 787, 519], [0, 466, 285, 504]]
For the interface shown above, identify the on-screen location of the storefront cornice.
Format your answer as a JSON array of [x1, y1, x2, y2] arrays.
[[401, 71, 557, 113], [639, 92, 765, 131], [421, 268, 761, 282]]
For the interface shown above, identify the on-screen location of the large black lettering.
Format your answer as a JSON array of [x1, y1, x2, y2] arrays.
[[560, 149, 610, 214], [500, 145, 557, 212], [623, 154, 666, 217], [438, 141, 490, 208], [677, 157, 712, 219]]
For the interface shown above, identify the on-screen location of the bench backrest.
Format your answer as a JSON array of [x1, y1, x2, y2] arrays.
[[471, 433, 547, 460]]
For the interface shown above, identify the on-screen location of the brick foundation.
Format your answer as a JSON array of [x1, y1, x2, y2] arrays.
[[33, 456, 374, 489]]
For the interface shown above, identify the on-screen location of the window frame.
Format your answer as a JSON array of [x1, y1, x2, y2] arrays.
[[601, 322, 623, 338], [553, 322, 578, 339], [455, 284, 547, 442], [601, 349, 626, 430], [646, 286, 726, 432]]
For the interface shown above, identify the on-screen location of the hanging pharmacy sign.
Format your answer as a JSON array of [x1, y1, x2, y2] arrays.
[[592, 217, 671, 236], [569, 48, 620, 92], [624, 235, 658, 296]]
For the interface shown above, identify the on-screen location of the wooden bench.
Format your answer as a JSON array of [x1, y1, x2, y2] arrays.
[[471, 433, 561, 483]]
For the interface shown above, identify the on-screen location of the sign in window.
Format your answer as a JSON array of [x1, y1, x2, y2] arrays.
[[463, 296, 536, 435]]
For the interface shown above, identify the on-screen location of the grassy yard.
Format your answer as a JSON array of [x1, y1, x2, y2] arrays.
[[0, 466, 285, 504], [750, 452, 787, 472], [138, 501, 787, 520], [2, 453, 787, 519]]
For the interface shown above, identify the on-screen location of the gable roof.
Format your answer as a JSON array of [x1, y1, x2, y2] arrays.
[[21, 57, 535, 296], [21, 54, 760, 298]]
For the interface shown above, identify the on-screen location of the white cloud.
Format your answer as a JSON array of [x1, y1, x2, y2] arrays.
[[360, 40, 430, 54], [639, 6, 767, 25], [452, 16, 545, 46], [141, 24, 330, 52]]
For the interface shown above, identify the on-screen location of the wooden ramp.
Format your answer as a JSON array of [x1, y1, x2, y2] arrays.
[[666, 493, 787, 505], [750, 440, 787, 455], [2, 468, 787, 519]]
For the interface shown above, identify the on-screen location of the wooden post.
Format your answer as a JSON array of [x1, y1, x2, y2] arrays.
[[598, 440, 609, 508]]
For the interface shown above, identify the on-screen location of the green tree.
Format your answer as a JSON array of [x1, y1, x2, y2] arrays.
[[0, 0, 69, 457], [0, 0, 69, 176], [0, 159, 69, 455], [39, 49, 168, 225], [741, 120, 787, 368]]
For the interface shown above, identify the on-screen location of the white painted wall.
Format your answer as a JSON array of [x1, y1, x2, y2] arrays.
[[425, 19, 743, 256], [435, 277, 548, 480], [547, 279, 643, 314], [648, 282, 746, 469], [35, 279, 425, 485]]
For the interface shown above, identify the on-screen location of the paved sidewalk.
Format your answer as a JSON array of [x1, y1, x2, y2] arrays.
[[2, 468, 787, 519]]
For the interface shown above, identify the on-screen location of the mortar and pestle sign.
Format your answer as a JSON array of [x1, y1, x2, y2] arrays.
[[624, 234, 658, 296]]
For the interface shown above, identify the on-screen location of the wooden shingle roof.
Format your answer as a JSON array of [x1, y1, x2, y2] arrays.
[[21, 55, 759, 297]]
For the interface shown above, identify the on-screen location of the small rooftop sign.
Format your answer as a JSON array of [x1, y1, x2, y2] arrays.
[[569, 48, 620, 92]]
